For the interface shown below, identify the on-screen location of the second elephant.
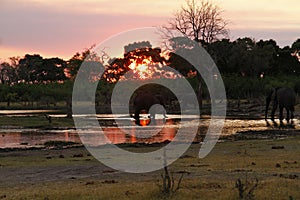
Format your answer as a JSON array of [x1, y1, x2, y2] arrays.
[[265, 87, 296, 126]]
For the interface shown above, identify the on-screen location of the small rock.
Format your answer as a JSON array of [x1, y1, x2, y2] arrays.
[[85, 181, 95, 185], [180, 155, 194, 159], [272, 146, 285, 149], [102, 180, 118, 184], [73, 153, 84, 158], [103, 170, 116, 174], [288, 174, 298, 179], [176, 170, 191, 174], [275, 163, 281, 168], [125, 190, 138, 196]]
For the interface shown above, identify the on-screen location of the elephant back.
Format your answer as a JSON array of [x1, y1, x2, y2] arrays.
[[134, 93, 160, 110], [276, 87, 296, 107]]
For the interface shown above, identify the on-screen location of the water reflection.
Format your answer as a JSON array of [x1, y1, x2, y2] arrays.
[[0, 114, 299, 149], [0, 131, 80, 148], [78, 118, 178, 147]]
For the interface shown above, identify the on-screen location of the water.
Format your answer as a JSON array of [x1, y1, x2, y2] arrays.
[[0, 112, 298, 149]]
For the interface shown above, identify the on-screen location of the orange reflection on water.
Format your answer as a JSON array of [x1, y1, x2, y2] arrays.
[[151, 119, 177, 143], [0, 131, 81, 148], [102, 127, 127, 144], [0, 119, 178, 148], [101, 119, 177, 144], [0, 133, 21, 148], [140, 119, 151, 126]]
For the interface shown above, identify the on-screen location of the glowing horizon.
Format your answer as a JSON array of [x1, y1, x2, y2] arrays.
[[0, 0, 299, 61]]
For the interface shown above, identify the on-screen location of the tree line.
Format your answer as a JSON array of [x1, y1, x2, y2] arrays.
[[0, 37, 299, 109], [1, 37, 299, 85]]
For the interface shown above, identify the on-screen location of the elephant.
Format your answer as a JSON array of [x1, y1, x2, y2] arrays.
[[265, 87, 296, 126], [132, 93, 167, 126]]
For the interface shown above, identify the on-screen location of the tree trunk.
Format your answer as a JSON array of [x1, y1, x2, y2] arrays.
[[66, 98, 72, 118], [197, 82, 203, 110], [196, 74, 203, 110]]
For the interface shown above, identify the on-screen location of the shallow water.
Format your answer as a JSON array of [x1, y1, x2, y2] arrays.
[[0, 113, 299, 149], [0, 110, 58, 115]]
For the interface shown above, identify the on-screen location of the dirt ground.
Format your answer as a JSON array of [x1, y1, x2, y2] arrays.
[[0, 129, 299, 185], [0, 116, 299, 199]]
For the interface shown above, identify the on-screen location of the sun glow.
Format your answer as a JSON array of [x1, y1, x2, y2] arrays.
[[127, 58, 156, 80], [106, 47, 183, 82]]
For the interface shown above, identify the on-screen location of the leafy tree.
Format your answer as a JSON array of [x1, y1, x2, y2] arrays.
[[255, 39, 279, 76], [273, 46, 300, 75], [0, 62, 17, 84], [102, 41, 167, 82], [208, 38, 282, 77], [66, 46, 97, 79], [207, 39, 233, 74], [41, 58, 67, 82], [17, 54, 67, 83], [5, 92, 18, 107], [18, 54, 43, 83], [291, 38, 300, 54], [124, 41, 152, 54]]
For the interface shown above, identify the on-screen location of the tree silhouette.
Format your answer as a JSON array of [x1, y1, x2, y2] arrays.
[[17, 54, 67, 83], [41, 58, 67, 82], [0, 62, 17, 85], [102, 41, 167, 82], [161, 0, 228, 46], [18, 54, 44, 83]]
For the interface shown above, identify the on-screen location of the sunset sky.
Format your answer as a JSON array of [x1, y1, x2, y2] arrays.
[[0, 0, 299, 60]]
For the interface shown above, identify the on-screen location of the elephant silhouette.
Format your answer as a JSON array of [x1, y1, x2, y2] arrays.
[[265, 87, 296, 126], [132, 93, 167, 126]]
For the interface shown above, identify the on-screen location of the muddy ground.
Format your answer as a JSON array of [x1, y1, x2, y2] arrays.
[[0, 128, 299, 187]]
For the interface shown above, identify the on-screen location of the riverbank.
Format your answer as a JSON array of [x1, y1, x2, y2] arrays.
[[0, 115, 74, 128], [0, 130, 299, 200]]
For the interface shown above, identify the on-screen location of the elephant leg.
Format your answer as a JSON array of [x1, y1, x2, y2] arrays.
[[271, 101, 278, 125], [149, 108, 156, 125], [134, 108, 141, 126], [290, 106, 295, 124], [149, 110, 155, 120], [279, 106, 284, 127], [163, 108, 167, 123], [286, 108, 290, 123]]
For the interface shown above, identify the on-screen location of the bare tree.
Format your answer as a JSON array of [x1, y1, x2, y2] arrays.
[[160, 0, 228, 108], [162, 0, 228, 45]]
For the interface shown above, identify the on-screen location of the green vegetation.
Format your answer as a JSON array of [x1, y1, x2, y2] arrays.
[[0, 115, 74, 128]]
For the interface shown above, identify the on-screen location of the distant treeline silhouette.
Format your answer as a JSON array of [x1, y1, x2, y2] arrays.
[[0, 37, 300, 108]]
